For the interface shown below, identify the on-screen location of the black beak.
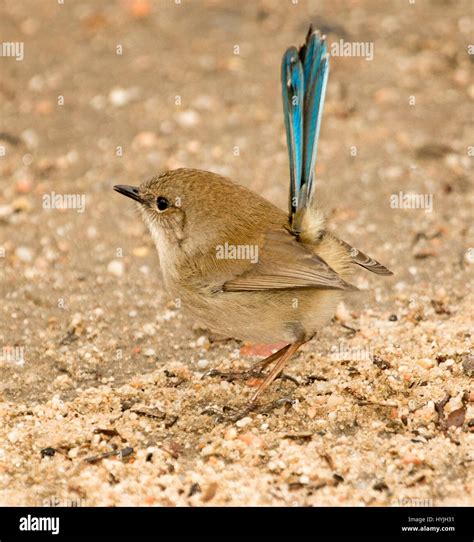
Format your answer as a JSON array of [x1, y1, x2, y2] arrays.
[[113, 185, 143, 203]]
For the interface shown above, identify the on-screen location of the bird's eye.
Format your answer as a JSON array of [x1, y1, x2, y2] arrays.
[[156, 196, 169, 211]]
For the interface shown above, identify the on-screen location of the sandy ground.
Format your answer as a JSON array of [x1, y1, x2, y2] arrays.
[[0, 0, 473, 506]]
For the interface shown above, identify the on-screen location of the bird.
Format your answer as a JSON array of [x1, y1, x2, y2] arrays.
[[114, 26, 392, 419]]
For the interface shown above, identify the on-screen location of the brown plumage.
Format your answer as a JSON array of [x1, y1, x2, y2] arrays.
[[114, 22, 393, 419], [114, 168, 392, 418]]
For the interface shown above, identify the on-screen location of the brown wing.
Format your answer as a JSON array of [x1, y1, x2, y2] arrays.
[[222, 230, 357, 292], [337, 238, 393, 276]]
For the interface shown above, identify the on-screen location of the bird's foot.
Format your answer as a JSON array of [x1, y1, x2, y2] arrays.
[[202, 367, 264, 382], [202, 394, 296, 423], [202, 367, 299, 386], [257, 395, 295, 415]]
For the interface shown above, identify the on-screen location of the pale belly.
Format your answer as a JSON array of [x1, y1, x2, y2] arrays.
[[177, 287, 343, 344]]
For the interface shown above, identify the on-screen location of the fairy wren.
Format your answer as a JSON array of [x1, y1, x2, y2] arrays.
[[114, 26, 392, 416]]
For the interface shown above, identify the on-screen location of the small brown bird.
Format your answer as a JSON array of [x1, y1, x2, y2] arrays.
[[114, 27, 392, 418]]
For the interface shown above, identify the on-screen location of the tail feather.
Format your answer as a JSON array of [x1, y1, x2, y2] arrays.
[[281, 26, 330, 233], [338, 238, 394, 276], [302, 36, 329, 208], [281, 47, 304, 219]]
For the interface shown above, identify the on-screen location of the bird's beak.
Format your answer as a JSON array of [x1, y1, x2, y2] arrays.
[[113, 185, 143, 203]]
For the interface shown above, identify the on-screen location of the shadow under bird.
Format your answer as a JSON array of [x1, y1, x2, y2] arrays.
[[114, 26, 393, 419]]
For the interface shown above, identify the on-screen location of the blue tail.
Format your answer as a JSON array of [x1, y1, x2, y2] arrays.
[[281, 26, 329, 232], [281, 46, 304, 217]]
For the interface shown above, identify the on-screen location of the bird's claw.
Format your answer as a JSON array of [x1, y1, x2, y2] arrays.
[[202, 394, 296, 423], [201, 401, 255, 422], [201, 368, 264, 382], [202, 368, 300, 386]]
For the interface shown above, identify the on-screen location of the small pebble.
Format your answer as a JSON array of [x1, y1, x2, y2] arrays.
[[307, 405, 318, 419], [176, 110, 200, 127], [68, 448, 79, 459], [16, 179, 33, 193], [236, 416, 252, 428], [197, 359, 209, 369], [107, 260, 124, 277], [36, 100, 53, 115], [360, 327, 376, 339], [224, 427, 238, 440], [462, 354, 474, 376], [0, 205, 13, 219], [86, 226, 97, 239], [143, 323, 156, 336], [402, 454, 422, 465], [21, 129, 39, 149], [109, 87, 135, 107], [417, 358, 435, 369], [327, 395, 344, 408], [16, 246, 33, 263], [238, 433, 264, 447], [132, 246, 149, 257], [143, 348, 156, 357], [133, 131, 158, 148], [8, 430, 20, 444], [196, 335, 209, 348]]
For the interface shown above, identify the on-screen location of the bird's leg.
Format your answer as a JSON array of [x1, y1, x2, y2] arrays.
[[202, 344, 291, 382], [248, 340, 305, 405], [212, 340, 306, 422]]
